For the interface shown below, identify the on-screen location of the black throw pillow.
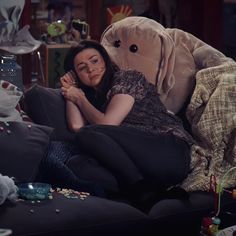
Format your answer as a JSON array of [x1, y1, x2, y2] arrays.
[[0, 121, 53, 182], [24, 85, 76, 141]]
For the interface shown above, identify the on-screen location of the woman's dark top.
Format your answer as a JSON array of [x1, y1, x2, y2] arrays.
[[107, 69, 193, 145]]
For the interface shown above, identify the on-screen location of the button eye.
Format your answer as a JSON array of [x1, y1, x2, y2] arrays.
[[129, 44, 138, 53], [113, 40, 121, 48]]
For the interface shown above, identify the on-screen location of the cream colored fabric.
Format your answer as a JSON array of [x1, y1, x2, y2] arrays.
[[181, 63, 236, 191], [0, 80, 23, 122], [101, 16, 176, 100], [101, 16, 234, 114]]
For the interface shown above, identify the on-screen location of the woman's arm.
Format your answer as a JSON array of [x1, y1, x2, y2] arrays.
[[60, 71, 87, 132], [65, 100, 87, 132], [61, 85, 134, 125]]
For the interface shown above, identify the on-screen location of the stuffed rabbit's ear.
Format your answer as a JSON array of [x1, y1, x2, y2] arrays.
[[100, 23, 114, 42]]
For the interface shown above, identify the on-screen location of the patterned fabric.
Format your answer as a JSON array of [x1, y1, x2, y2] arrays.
[[181, 62, 236, 191], [107, 69, 193, 145], [36, 141, 80, 188], [0, 80, 31, 122], [36, 141, 106, 196]]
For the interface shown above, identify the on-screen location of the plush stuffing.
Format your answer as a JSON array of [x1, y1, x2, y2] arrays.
[[0, 80, 31, 122], [101, 16, 234, 114], [24, 84, 76, 141], [0, 173, 18, 205], [0, 121, 53, 182]]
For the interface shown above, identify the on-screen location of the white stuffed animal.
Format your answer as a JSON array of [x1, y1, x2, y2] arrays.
[[0, 173, 18, 205]]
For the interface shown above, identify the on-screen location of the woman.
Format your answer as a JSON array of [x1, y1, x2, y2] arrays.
[[60, 39, 193, 208]]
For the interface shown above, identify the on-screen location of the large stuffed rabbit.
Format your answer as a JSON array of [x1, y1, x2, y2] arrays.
[[100, 16, 236, 191], [101, 16, 234, 114]]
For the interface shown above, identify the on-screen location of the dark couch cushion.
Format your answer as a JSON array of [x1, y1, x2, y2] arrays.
[[149, 190, 236, 236], [24, 85, 76, 141], [0, 192, 153, 236], [0, 121, 53, 182]]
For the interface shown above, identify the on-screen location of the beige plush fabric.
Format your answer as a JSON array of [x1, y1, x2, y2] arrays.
[[101, 16, 234, 114], [101, 16, 176, 105], [181, 62, 236, 191]]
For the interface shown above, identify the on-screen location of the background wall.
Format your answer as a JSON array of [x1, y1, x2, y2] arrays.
[[20, 0, 235, 86]]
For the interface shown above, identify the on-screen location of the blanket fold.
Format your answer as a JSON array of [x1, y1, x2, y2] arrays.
[[181, 62, 236, 191]]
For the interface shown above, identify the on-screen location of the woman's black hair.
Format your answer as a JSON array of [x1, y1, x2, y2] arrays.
[[64, 40, 118, 109]]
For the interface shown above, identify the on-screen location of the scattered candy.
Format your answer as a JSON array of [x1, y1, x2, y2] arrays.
[[53, 188, 90, 200], [18, 187, 90, 216]]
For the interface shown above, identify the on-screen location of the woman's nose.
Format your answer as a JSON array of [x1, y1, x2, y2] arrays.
[[87, 65, 95, 73]]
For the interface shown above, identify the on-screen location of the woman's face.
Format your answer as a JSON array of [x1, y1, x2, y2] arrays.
[[74, 48, 106, 88]]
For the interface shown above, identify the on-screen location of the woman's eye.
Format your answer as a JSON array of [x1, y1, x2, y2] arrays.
[[78, 66, 86, 72], [113, 40, 121, 48], [91, 59, 98, 64], [129, 44, 138, 53]]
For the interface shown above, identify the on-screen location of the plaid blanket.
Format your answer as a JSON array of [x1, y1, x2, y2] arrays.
[[181, 62, 236, 191]]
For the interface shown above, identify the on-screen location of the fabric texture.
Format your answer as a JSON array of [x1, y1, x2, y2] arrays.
[[107, 69, 193, 145], [0, 121, 53, 182], [24, 84, 76, 141], [181, 62, 236, 191], [0, 191, 150, 236], [36, 141, 106, 197]]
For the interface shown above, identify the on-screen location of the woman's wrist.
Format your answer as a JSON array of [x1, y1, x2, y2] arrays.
[[75, 91, 86, 107]]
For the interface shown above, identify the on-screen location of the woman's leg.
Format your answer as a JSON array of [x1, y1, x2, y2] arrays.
[[82, 125, 191, 190], [85, 125, 191, 210], [75, 128, 144, 188], [35, 141, 106, 197]]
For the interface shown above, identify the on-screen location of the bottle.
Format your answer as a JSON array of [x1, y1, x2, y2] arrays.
[[0, 52, 23, 91]]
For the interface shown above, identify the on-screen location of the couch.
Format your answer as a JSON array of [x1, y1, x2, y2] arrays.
[[1, 83, 236, 236]]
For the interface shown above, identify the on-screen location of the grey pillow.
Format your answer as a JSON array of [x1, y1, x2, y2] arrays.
[[0, 121, 53, 182], [24, 85, 76, 141]]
